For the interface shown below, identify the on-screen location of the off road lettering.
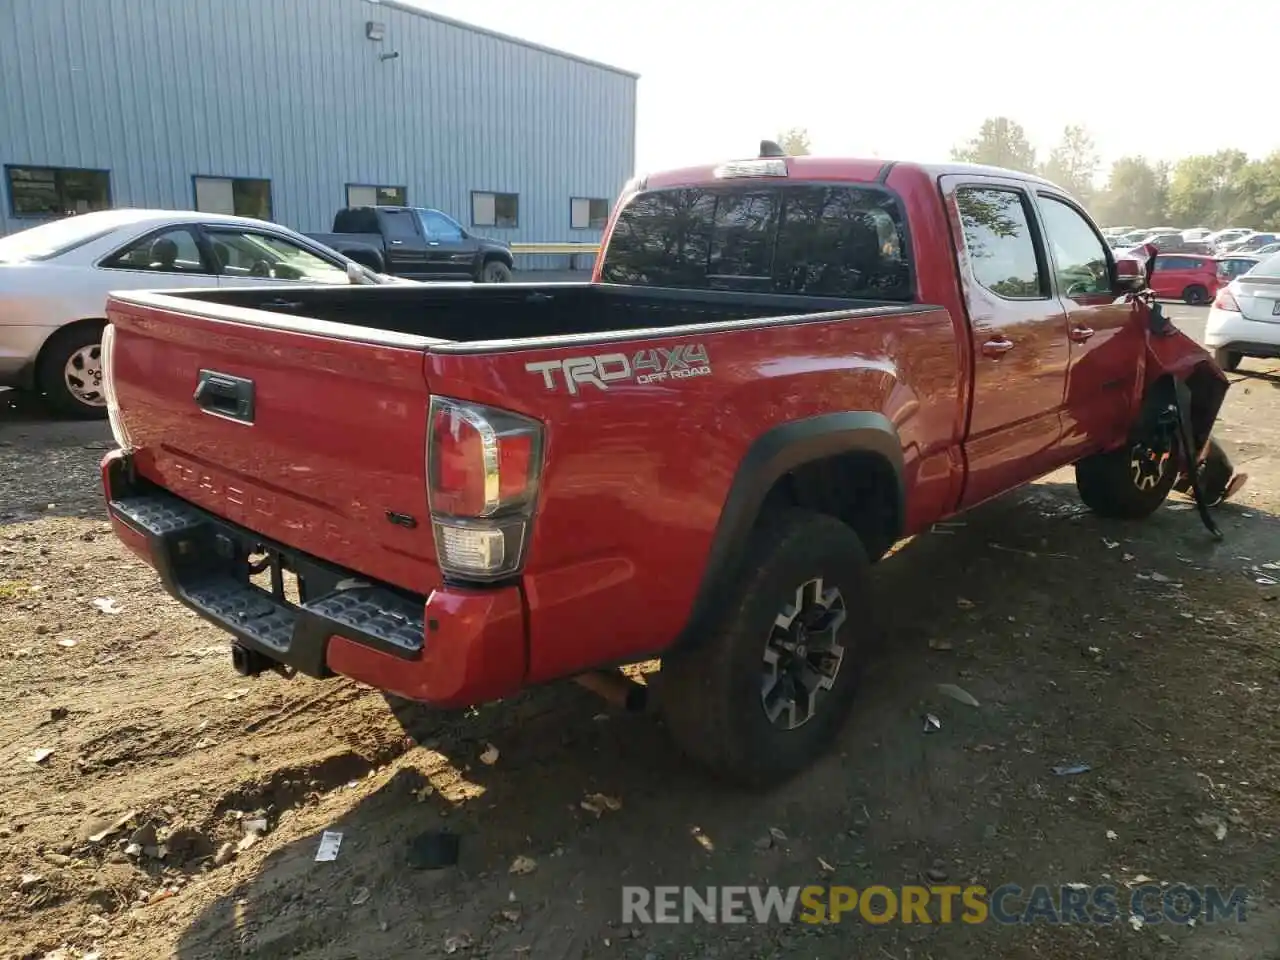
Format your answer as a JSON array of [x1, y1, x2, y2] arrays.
[[526, 343, 712, 392]]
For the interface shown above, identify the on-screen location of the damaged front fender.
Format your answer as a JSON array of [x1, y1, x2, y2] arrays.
[[1142, 325, 1229, 455]]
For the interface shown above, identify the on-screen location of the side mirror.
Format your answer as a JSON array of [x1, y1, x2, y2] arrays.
[[346, 261, 372, 285], [1113, 242, 1158, 294], [1113, 256, 1145, 294]]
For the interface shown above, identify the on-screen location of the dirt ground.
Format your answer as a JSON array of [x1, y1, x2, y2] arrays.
[[2, 307, 1279, 960]]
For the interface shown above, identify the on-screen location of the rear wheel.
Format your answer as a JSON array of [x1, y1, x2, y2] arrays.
[[655, 508, 871, 786], [1182, 284, 1209, 305], [1214, 347, 1242, 372], [479, 260, 512, 283], [36, 324, 109, 420]]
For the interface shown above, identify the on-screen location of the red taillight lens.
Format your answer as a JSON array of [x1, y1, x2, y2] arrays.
[[429, 405, 489, 517], [427, 397, 544, 581], [1213, 289, 1240, 312]]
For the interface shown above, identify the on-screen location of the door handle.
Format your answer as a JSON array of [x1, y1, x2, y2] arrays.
[[981, 337, 1015, 358], [1069, 326, 1095, 342], [428, 241, 440, 246], [389, 239, 404, 245]]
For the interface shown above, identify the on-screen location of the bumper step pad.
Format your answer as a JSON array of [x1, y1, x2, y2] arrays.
[[110, 492, 425, 676]]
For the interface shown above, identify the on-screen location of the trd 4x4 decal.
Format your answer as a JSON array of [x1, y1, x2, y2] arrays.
[[526, 344, 711, 395]]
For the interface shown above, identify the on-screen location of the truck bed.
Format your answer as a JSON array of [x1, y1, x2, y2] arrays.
[[145, 282, 912, 346], [103, 279, 963, 699]]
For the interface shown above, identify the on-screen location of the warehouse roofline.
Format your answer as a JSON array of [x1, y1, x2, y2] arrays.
[[368, 0, 641, 79]]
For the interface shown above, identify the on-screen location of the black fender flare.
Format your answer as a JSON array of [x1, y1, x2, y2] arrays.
[[667, 411, 905, 652]]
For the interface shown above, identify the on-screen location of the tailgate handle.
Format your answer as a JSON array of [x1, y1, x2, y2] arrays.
[[194, 370, 255, 424]]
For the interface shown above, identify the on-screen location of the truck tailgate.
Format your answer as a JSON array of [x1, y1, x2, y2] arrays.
[[105, 295, 439, 594]]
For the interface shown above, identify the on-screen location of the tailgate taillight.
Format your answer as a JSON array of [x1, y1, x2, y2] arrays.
[[427, 397, 544, 582], [100, 323, 133, 452]]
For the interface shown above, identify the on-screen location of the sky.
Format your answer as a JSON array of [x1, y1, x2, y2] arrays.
[[407, 0, 1280, 181]]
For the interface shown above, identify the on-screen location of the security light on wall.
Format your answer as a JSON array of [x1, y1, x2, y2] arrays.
[[366, 20, 385, 41]]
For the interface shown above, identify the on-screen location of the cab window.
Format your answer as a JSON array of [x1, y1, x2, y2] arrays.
[[1036, 195, 1111, 297]]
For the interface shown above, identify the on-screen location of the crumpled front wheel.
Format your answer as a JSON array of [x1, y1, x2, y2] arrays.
[[1076, 432, 1178, 520]]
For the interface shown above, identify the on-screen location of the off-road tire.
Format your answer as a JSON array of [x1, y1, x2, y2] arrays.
[[1213, 347, 1242, 372], [1076, 439, 1177, 519], [654, 508, 871, 786], [1182, 284, 1209, 305], [479, 259, 512, 283], [36, 323, 109, 420]]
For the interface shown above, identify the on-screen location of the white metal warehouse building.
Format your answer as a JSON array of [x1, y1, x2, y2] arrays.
[[0, 0, 638, 267]]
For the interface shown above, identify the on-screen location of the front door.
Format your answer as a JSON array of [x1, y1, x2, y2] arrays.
[[940, 176, 1072, 509], [416, 210, 477, 279], [202, 227, 352, 287], [1033, 192, 1144, 456]]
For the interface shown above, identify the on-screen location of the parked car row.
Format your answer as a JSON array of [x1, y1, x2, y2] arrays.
[[1102, 224, 1278, 257]]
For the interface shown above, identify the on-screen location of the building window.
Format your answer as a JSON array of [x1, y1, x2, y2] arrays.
[[346, 183, 406, 207], [571, 197, 610, 230], [193, 176, 273, 220], [5, 165, 111, 217], [471, 191, 518, 228]]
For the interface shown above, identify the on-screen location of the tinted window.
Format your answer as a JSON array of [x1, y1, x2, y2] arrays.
[[101, 227, 210, 274], [955, 187, 1044, 299], [600, 184, 913, 300], [773, 186, 909, 297], [380, 210, 420, 241], [419, 211, 464, 241], [1036, 195, 1110, 296], [7, 165, 111, 217], [1155, 256, 1189, 271], [706, 191, 777, 285]]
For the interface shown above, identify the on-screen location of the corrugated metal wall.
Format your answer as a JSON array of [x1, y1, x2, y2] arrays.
[[0, 0, 637, 269]]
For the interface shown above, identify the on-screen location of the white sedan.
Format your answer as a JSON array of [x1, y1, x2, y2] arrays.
[[0, 209, 401, 418], [1205, 251, 1280, 371]]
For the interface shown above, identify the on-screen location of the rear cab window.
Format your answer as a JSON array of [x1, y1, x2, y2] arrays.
[[599, 183, 913, 301]]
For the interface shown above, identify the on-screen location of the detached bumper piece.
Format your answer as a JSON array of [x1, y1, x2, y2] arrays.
[[109, 493, 425, 677]]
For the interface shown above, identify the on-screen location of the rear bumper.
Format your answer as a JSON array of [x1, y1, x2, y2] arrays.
[[1204, 307, 1280, 355], [101, 449, 527, 708]]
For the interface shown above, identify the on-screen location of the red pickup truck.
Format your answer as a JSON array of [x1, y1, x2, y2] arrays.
[[99, 148, 1228, 785]]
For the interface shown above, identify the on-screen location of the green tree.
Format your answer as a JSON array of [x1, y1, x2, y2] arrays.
[[1040, 125, 1099, 203], [951, 117, 1037, 173], [1166, 150, 1250, 226], [1095, 156, 1169, 227], [776, 127, 812, 156], [1232, 152, 1280, 229]]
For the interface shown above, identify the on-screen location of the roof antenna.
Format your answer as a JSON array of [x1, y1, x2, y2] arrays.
[[759, 139, 786, 158]]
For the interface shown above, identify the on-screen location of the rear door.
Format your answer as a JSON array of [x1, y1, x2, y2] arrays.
[[1032, 191, 1143, 455], [416, 210, 477, 279], [375, 208, 430, 278], [940, 175, 1072, 508], [1149, 255, 1183, 299]]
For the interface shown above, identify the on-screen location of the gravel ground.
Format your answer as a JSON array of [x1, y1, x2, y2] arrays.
[[1, 307, 1279, 960]]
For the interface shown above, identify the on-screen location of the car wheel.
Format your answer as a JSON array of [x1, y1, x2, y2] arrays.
[[479, 260, 512, 283], [1182, 285, 1209, 305], [655, 508, 870, 786], [1076, 427, 1178, 520], [1213, 347, 1242, 372], [36, 324, 109, 420]]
